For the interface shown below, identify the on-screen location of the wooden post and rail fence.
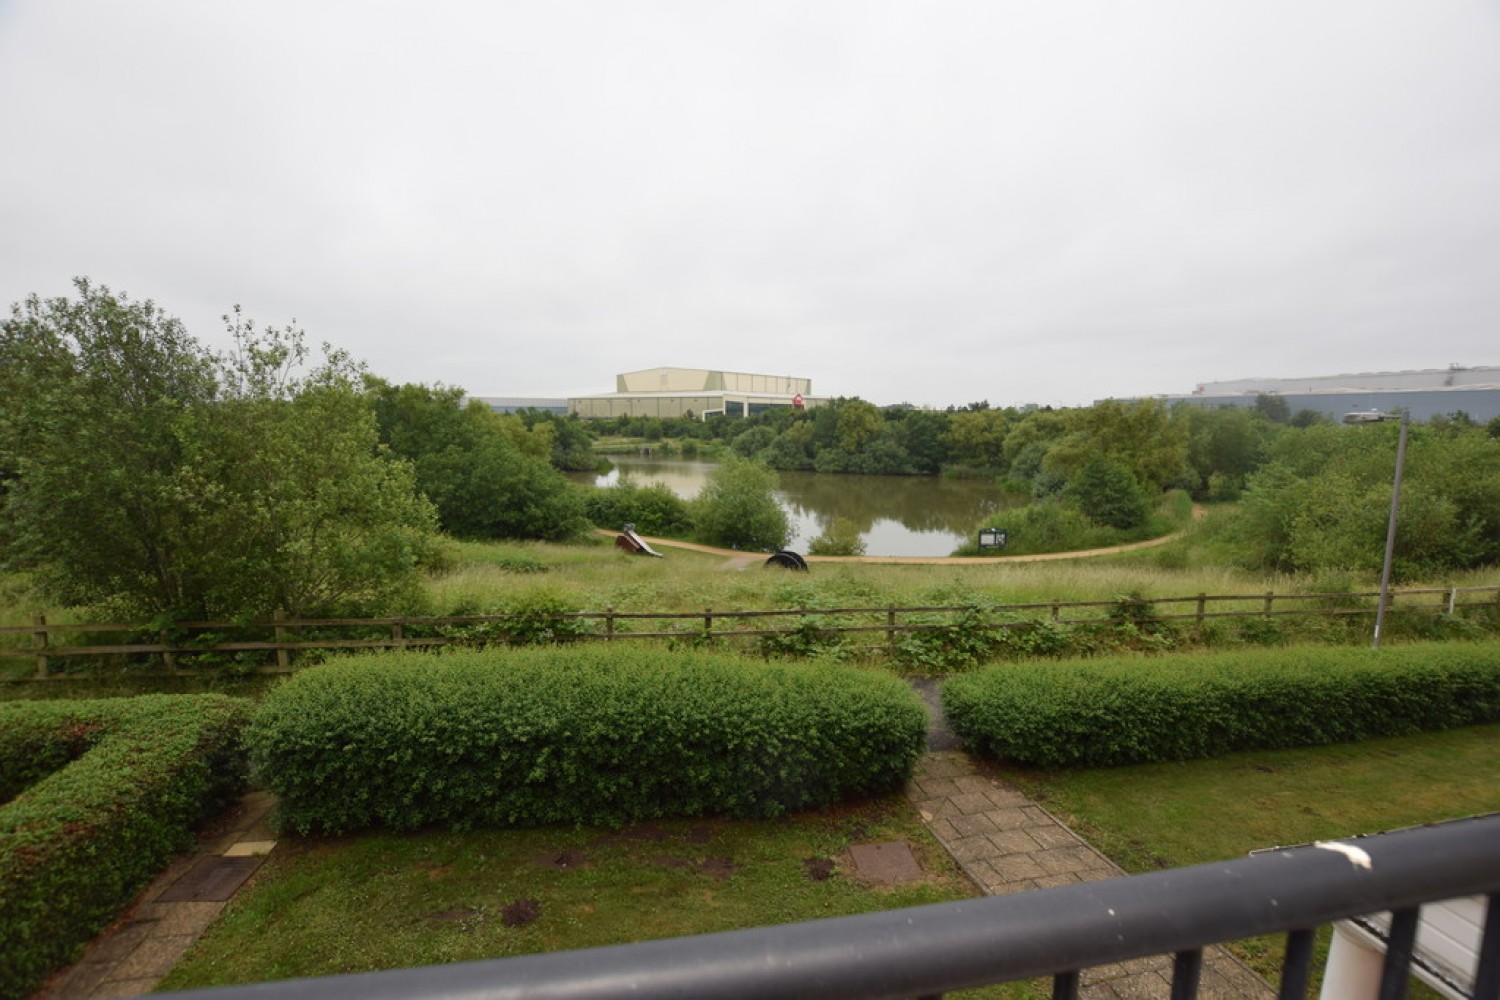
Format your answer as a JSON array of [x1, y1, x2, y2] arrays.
[[4, 585, 1499, 680]]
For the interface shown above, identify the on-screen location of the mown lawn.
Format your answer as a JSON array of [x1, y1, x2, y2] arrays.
[[995, 722, 1500, 990], [158, 793, 1029, 996], [158, 723, 1500, 995]]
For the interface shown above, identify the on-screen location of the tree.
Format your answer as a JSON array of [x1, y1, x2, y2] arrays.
[[1230, 421, 1500, 577], [0, 281, 437, 620], [943, 408, 1010, 472], [1178, 404, 1274, 499], [691, 455, 790, 551], [834, 398, 884, 452], [1048, 399, 1187, 492], [367, 380, 589, 541], [1064, 455, 1150, 530], [1253, 393, 1290, 424]]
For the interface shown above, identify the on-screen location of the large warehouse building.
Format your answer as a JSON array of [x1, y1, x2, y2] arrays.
[[1155, 366, 1500, 422], [569, 367, 823, 420]]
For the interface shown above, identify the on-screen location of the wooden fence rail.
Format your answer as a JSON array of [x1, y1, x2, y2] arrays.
[[3, 586, 1498, 680]]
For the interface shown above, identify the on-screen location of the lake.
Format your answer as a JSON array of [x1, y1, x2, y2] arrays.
[[582, 456, 1011, 557]]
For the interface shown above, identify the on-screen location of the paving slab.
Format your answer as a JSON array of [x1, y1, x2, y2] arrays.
[[33, 790, 279, 1000], [906, 751, 1275, 1000], [847, 841, 926, 885], [155, 856, 264, 903]]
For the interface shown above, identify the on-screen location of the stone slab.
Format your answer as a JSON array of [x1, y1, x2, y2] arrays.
[[156, 856, 264, 903], [848, 841, 925, 885], [224, 840, 277, 857]]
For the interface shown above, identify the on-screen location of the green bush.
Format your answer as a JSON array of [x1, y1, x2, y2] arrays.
[[943, 642, 1500, 768], [248, 647, 925, 834], [691, 455, 790, 552], [435, 588, 593, 645], [890, 606, 1009, 674], [585, 480, 693, 536], [808, 516, 867, 557], [0, 695, 250, 998]]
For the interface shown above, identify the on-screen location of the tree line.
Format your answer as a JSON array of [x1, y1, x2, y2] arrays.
[[5, 281, 1498, 627]]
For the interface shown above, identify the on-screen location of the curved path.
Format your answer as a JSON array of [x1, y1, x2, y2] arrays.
[[600, 506, 1203, 567]]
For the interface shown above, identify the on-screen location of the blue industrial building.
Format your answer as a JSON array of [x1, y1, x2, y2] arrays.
[[1138, 366, 1500, 423]]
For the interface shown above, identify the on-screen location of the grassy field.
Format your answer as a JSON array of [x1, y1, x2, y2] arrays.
[[5, 523, 1498, 687]]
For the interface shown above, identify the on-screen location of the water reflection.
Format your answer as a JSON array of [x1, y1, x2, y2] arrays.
[[580, 457, 1010, 557]]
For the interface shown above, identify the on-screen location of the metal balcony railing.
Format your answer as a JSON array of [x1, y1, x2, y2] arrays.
[[164, 813, 1500, 1000]]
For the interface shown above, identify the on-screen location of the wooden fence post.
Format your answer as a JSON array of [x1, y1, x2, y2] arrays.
[[1263, 591, 1275, 616], [1195, 593, 1207, 627], [392, 620, 406, 650], [159, 628, 177, 673], [274, 608, 290, 671], [703, 607, 713, 638], [887, 607, 897, 652], [33, 614, 48, 679], [1050, 600, 1060, 622], [605, 606, 615, 641]]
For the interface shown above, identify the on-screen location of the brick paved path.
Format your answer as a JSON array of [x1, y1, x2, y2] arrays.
[[35, 792, 278, 999], [906, 751, 1276, 999]]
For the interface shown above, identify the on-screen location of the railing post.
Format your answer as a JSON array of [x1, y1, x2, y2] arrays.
[[32, 613, 48, 679], [1171, 948, 1202, 1000], [1264, 591, 1275, 616], [274, 608, 290, 671], [887, 607, 897, 652], [605, 606, 615, 641], [1050, 599, 1060, 621], [1195, 593, 1206, 627], [392, 619, 406, 650], [1447, 587, 1457, 616], [703, 607, 713, 638]]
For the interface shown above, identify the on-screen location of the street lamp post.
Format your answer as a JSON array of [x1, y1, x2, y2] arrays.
[[1343, 409, 1409, 648]]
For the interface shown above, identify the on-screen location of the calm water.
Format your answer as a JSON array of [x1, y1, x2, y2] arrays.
[[582, 456, 1011, 557]]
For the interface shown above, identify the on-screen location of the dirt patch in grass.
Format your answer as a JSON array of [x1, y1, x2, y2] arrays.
[[501, 899, 541, 928], [699, 856, 735, 881], [591, 824, 673, 846], [803, 857, 836, 881], [422, 906, 483, 924], [531, 849, 591, 870]]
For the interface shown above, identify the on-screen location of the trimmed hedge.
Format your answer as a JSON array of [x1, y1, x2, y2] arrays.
[[943, 642, 1500, 768], [0, 695, 250, 1000], [248, 647, 927, 834]]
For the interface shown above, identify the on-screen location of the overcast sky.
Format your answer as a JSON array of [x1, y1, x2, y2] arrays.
[[2, 2, 1498, 408]]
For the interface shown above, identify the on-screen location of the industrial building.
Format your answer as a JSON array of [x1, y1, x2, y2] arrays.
[[467, 396, 569, 415], [568, 367, 822, 420], [1152, 366, 1500, 422]]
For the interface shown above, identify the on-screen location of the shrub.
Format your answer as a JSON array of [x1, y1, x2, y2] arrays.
[[890, 606, 1009, 674], [757, 614, 850, 659], [585, 480, 693, 536], [0, 695, 250, 998], [1065, 455, 1150, 529], [808, 516, 867, 557], [248, 647, 925, 834], [943, 642, 1500, 768], [691, 455, 790, 552]]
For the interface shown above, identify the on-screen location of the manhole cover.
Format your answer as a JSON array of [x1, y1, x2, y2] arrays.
[[157, 856, 264, 902], [848, 841, 924, 885]]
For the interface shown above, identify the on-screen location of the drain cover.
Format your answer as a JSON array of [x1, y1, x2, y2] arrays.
[[157, 856, 264, 902], [848, 841, 924, 885]]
